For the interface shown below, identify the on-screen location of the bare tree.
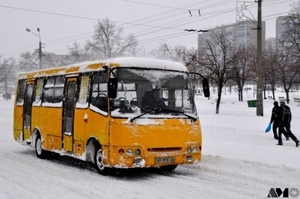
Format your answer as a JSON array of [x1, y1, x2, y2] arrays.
[[199, 31, 236, 114], [284, 2, 300, 54], [65, 41, 92, 64], [273, 45, 300, 103], [19, 51, 39, 70], [149, 42, 177, 60], [261, 48, 274, 100], [19, 50, 62, 70], [87, 18, 138, 59], [150, 42, 204, 94], [42, 53, 65, 68], [150, 42, 200, 68], [264, 46, 281, 100], [0, 57, 16, 100], [230, 46, 254, 101], [184, 48, 206, 95], [281, 3, 300, 92], [149, 42, 188, 62]]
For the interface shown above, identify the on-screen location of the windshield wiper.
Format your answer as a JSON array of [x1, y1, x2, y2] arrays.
[[160, 108, 198, 122], [129, 107, 197, 122], [129, 108, 157, 122]]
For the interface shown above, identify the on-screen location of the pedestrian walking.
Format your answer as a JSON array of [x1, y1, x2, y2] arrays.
[[277, 101, 299, 147], [270, 101, 289, 140]]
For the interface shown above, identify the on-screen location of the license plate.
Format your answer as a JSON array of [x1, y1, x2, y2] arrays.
[[155, 157, 175, 163]]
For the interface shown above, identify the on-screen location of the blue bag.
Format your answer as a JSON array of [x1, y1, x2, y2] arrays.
[[265, 123, 271, 133]]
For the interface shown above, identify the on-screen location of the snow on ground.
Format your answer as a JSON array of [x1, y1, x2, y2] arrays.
[[0, 90, 300, 199]]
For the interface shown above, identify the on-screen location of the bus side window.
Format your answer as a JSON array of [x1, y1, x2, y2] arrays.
[[54, 77, 65, 102], [16, 79, 26, 105], [77, 75, 90, 108], [91, 72, 108, 113], [33, 78, 44, 106], [43, 76, 65, 104]]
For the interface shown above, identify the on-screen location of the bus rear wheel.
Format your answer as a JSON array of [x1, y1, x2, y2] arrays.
[[94, 148, 110, 175], [35, 135, 47, 159], [159, 164, 178, 171]]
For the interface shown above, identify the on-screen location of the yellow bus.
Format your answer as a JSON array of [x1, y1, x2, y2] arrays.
[[13, 57, 210, 175]]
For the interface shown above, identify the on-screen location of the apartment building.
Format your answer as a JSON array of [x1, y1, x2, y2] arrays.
[[198, 20, 266, 50]]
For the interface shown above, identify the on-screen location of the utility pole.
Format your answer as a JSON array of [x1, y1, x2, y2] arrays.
[[256, 0, 263, 116], [38, 28, 42, 70]]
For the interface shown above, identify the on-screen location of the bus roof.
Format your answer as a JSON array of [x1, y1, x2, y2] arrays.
[[17, 57, 187, 79], [109, 57, 187, 71]]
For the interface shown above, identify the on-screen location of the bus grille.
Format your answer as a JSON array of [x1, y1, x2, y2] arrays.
[[147, 147, 182, 152]]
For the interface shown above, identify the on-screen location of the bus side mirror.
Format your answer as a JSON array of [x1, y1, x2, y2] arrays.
[[108, 78, 118, 98], [202, 78, 210, 97]]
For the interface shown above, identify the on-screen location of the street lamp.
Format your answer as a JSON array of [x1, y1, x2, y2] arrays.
[[26, 28, 42, 69]]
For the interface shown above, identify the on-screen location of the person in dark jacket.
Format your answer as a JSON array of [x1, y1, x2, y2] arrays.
[[277, 101, 299, 147], [270, 101, 288, 140], [141, 89, 166, 109]]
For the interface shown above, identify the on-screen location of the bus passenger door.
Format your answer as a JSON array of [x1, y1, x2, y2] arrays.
[[23, 83, 34, 142], [62, 78, 77, 152]]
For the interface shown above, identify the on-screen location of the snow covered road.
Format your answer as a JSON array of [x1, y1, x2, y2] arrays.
[[1, 96, 299, 199]]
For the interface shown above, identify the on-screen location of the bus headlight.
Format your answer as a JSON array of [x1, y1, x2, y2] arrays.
[[126, 149, 133, 156], [187, 146, 192, 154], [134, 149, 141, 156], [193, 146, 198, 152]]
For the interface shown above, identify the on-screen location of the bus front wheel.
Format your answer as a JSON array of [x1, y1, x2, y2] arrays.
[[35, 135, 47, 159], [94, 148, 110, 175]]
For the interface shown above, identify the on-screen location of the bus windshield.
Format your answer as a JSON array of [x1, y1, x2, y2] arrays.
[[110, 68, 197, 119]]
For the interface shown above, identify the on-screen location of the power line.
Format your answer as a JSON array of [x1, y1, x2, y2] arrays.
[[0, 0, 296, 58], [0, 4, 185, 31], [122, 0, 190, 11]]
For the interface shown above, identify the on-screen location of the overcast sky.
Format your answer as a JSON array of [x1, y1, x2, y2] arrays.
[[0, 0, 298, 60]]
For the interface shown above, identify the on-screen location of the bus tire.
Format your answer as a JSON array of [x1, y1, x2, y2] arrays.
[[35, 135, 47, 159], [94, 147, 110, 175], [159, 164, 178, 171]]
